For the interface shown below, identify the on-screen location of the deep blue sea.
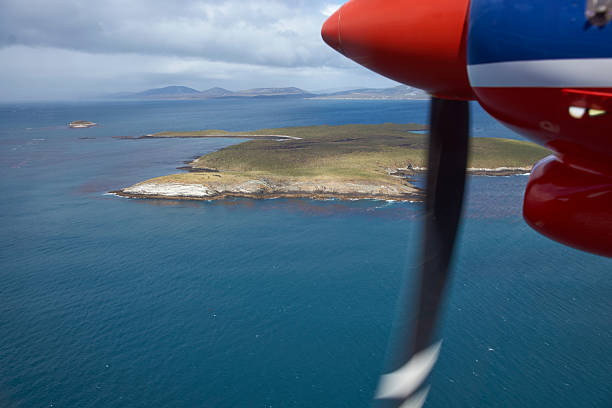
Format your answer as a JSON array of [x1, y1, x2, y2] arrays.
[[1, 99, 610, 408]]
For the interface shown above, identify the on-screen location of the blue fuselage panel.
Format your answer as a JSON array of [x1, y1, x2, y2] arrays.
[[468, 0, 612, 65]]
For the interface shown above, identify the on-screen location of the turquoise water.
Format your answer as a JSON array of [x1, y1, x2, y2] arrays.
[[1, 99, 610, 407]]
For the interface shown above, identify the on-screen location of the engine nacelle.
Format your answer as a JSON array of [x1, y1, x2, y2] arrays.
[[322, 0, 474, 100]]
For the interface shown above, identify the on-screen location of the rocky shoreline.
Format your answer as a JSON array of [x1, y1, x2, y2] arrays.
[[181, 164, 532, 177], [69, 120, 96, 128], [113, 165, 532, 203], [390, 166, 532, 177], [112, 178, 423, 202], [113, 134, 301, 141], [466, 167, 531, 176]]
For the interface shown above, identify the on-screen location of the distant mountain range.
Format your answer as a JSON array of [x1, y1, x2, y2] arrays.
[[313, 85, 428, 100], [109, 86, 315, 100], [107, 85, 428, 100]]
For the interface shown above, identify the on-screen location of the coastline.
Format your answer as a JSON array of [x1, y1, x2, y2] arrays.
[[403, 166, 532, 177], [111, 124, 546, 203], [112, 177, 423, 202], [110, 190, 421, 202], [307, 96, 430, 101], [114, 134, 302, 141], [112, 165, 532, 203]]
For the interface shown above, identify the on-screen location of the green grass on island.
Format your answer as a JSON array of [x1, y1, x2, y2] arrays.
[[140, 124, 550, 188]]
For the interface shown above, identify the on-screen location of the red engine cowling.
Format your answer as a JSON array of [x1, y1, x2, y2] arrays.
[[524, 156, 612, 257], [321, 0, 474, 100]]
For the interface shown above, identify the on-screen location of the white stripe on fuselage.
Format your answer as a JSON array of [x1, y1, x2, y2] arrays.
[[468, 58, 612, 88]]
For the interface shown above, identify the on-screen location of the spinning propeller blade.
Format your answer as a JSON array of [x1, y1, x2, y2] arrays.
[[374, 97, 470, 408], [376, 97, 470, 407], [414, 97, 470, 354]]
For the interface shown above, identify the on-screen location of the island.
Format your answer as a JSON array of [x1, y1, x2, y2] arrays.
[[112, 123, 550, 202], [69, 120, 97, 128]]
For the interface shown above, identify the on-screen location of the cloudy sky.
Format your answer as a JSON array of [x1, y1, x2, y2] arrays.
[[0, 0, 398, 101]]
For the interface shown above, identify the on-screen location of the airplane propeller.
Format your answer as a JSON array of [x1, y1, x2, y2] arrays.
[[373, 98, 470, 407]]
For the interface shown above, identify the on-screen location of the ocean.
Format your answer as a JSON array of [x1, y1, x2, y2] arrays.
[[1, 98, 610, 407]]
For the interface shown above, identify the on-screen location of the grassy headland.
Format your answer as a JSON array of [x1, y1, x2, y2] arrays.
[[116, 123, 550, 201]]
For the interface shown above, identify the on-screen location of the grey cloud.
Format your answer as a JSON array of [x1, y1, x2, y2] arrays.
[[0, 45, 395, 101], [0, 0, 345, 68], [0, 1, 399, 100]]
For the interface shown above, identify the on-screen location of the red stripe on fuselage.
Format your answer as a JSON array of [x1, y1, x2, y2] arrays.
[[563, 89, 612, 98]]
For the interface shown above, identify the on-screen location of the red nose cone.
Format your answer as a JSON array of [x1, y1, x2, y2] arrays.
[[321, 0, 474, 100], [321, 9, 341, 53]]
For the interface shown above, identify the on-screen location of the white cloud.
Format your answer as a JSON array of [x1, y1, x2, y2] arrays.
[[0, 0, 342, 68], [0, 45, 396, 101]]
